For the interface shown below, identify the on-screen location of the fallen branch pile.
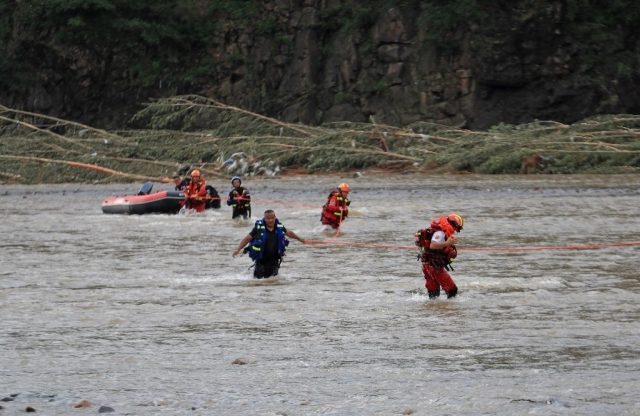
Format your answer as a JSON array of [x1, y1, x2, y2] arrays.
[[1, 96, 639, 183]]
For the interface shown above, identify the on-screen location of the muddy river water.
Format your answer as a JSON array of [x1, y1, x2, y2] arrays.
[[1, 174, 639, 415]]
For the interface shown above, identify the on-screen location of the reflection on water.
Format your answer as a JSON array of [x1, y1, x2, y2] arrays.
[[1, 174, 639, 415]]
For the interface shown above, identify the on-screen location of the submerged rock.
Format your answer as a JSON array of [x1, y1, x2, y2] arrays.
[[73, 400, 92, 408]]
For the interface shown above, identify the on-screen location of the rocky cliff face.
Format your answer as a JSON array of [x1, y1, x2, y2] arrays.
[[2, 0, 639, 129]]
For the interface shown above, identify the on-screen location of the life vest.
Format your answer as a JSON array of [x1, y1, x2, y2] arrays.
[[434, 216, 455, 238], [244, 219, 289, 261], [415, 217, 457, 270], [185, 180, 207, 200], [321, 190, 350, 224], [228, 187, 251, 210], [185, 180, 207, 211]]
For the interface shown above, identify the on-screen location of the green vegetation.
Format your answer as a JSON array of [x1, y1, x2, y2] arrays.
[[562, 0, 640, 76], [1, 97, 639, 184], [0, 0, 245, 95], [417, 0, 488, 55], [318, 2, 384, 33], [1, 0, 639, 120], [0, 0, 16, 91], [1, 0, 638, 82], [1, 0, 639, 169]]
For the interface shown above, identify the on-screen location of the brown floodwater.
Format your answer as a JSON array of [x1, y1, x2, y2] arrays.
[[1, 174, 639, 415]]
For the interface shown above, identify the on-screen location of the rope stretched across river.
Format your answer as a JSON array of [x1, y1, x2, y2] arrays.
[[304, 239, 640, 253]]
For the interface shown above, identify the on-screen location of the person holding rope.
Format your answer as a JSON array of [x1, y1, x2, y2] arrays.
[[227, 176, 251, 219], [321, 182, 351, 230], [232, 209, 306, 279], [184, 169, 207, 212], [415, 213, 464, 299]]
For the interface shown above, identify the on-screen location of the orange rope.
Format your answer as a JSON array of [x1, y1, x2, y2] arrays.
[[0, 156, 170, 182], [462, 241, 640, 253], [306, 239, 414, 250], [304, 239, 640, 253], [250, 198, 319, 209]]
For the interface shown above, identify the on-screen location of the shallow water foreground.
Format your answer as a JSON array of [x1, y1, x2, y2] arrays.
[[1, 174, 639, 415]]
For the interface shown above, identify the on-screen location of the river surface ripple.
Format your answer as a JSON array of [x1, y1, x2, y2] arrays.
[[1, 174, 639, 415]]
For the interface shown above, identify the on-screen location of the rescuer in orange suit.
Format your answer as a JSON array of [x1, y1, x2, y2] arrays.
[[415, 213, 464, 299], [321, 182, 351, 229], [184, 169, 207, 212]]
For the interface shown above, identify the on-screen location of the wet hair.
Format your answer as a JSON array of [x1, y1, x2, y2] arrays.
[[264, 209, 275, 215]]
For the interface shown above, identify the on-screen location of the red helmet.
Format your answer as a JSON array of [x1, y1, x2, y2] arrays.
[[447, 213, 464, 231]]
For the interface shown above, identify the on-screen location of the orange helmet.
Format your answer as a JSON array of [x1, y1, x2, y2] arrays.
[[338, 182, 350, 192], [447, 212, 464, 231], [191, 169, 201, 178]]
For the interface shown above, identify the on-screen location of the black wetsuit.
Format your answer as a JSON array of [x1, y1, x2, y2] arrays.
[[205, 185, 221, 209], [227, 186, 251, 219]]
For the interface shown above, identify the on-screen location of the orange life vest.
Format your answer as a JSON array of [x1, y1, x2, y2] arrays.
[[415, 217, 457, 269], [321, 190, 350, 226], [185, 180, 207, 212]]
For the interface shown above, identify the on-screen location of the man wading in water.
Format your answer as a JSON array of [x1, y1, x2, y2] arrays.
[[232, 209, 306, 279], [415, 213, 464, 299], [227, 176, 251, 220]]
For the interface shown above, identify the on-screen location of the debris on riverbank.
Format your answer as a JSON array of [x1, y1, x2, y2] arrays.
[[1, 96, 639, 184]]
